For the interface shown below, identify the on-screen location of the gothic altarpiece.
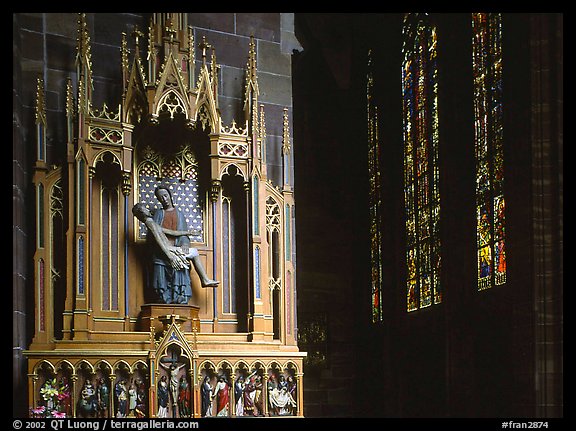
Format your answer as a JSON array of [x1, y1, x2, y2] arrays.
[[25, 13, 304, 418]]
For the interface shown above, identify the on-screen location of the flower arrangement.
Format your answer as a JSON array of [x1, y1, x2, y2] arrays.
[[40, 378, 58, 405], [30, 377, 70, 418]]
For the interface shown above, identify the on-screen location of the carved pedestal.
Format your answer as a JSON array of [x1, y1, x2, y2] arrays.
[[140, 303, 200, 333]]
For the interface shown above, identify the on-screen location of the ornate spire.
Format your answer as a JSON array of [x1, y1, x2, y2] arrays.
[[247, 35, 257, 86], [244, 35, 259, 104], [282, 108, 291, 155], [188, 25, 195, 89], [65, 77, 74, 119], [259, 104, 266, 163], [35, 77, 46, 126], [245, 36, 259, 140], [251, 101, 259, 145], [121, 32, 129, 89], [76, 13, 93, 114], [210, 46, 219, 108], [282, 107, 291, 187], [259, 104, 266, 141], [35, 77, 47, 164], [147, 17, 156, 84], [65, 77, 74, 144], [210, 46, 217, 80], [130, 25, 148, 87], [76, 13, 92, 70]]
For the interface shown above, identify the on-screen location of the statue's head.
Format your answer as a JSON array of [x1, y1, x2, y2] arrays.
[[154, 186, 174, 209], [132, 203, 151, 221]]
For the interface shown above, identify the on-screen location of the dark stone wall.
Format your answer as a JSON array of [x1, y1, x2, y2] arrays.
[[13, 12, 31, 418], [528, 13, 563, 417], [188, 12, 297, 187], [292, 12, 386, 417]]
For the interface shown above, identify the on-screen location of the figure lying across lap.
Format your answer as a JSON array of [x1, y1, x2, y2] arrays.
[[132, 202, 219, 288]]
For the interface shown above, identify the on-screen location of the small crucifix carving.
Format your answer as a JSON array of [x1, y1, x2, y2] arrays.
[[159, 350, 186, 414]]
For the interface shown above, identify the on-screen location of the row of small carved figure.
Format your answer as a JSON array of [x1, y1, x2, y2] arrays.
[[31, 371, 297, 418], [196, 371, 297, 418], [30, 376, 146, 419]]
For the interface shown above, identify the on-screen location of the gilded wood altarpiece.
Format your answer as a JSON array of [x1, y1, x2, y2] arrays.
[[25, 13, 304, 418]]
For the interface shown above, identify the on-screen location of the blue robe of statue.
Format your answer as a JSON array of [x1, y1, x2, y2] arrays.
[[148, 207, 192, 304]]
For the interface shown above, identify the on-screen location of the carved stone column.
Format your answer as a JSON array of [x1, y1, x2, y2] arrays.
[[71, 374, 79, 418], [296, 372, 303, 417], [30, 375, 39, 413], [244, 180, 253, 332], [86, 165, 97, 336], [262, 373, 269, 417], [229, 372, 236, 417], [109, 374, 116, 418], [210, 179, 221, 329]]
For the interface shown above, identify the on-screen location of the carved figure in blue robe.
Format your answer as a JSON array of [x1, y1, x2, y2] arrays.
[[134, 187, 218, 304]]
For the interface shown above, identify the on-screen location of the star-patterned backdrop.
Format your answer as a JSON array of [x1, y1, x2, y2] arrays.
[[137, 175, 204, 242]]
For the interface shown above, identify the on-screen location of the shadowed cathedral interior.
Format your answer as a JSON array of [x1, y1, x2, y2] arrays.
[[13, 13, 562, 419]]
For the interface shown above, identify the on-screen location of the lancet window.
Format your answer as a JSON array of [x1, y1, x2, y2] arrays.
[[472, 13, 506, 290], [367, 50, 383, 322], [402, 14, 442, 311]]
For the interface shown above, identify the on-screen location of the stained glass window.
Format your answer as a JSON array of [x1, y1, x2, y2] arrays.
[[472, 13, 506, 290], [402, 14, 442, 312], [367, 50, 383, 322]]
